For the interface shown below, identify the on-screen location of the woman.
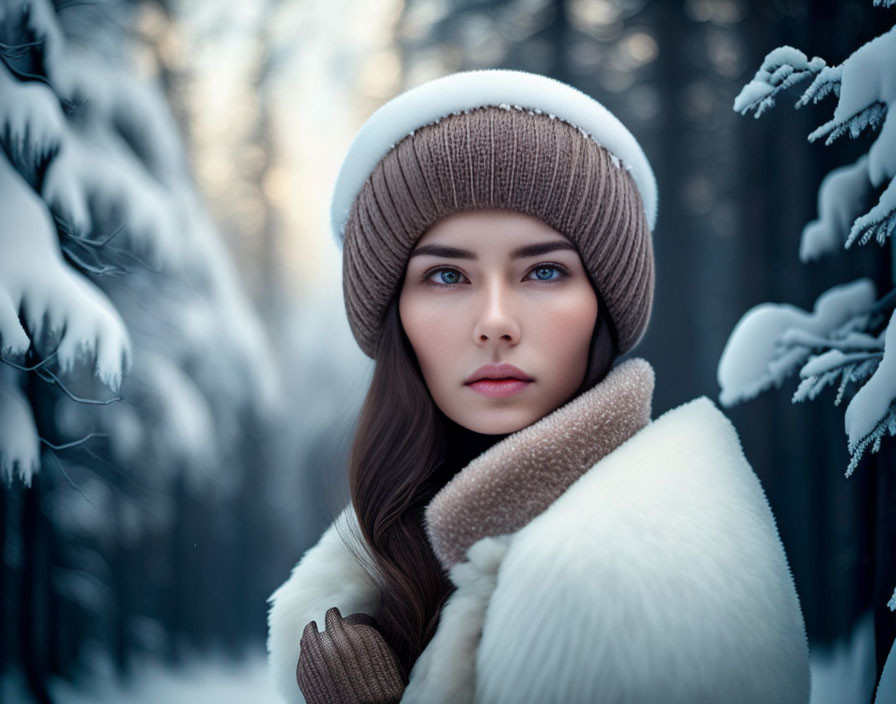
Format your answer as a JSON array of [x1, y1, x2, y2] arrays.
[[267, 69, 810, 704]]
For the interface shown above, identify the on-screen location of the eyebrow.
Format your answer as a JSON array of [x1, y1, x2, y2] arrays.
[[408, 240, 578, 260]]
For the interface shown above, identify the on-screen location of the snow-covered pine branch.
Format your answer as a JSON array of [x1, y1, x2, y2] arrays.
[[42, 123, 182, 271], [781, 325, 884, 352], [809, 101, 888, 145], [0, 0, 65, 80], [0, 151, 132, 391], [846, 176, 896, 248], [733, 46, 826, 118], [844, 308, 896, 476], [796, 65, 842, 109], [769, 25, 896, 257], [718, 279, 877, 406], [722, 0, 896, 623], [806, 26, 896, 145], [0, 366, 40, 486], [800, 155, 874, 261], [794, 349, 882, 405], [128, 347, 222, 494], [0, 60, 64, 185], [50, 44, 191, 193], [0, 0, 278, 500], [806, 26, 896, 250], [0, 0, 289, 682]]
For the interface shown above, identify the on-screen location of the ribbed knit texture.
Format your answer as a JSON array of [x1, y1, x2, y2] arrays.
[[342, 105, 655, 359], [297, 607, 406, 704]]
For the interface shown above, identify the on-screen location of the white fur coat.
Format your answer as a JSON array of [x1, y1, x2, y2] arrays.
[[266, 395, 810, 703]]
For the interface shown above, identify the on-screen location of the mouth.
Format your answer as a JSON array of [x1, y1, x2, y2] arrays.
[[464, 363, 534, 385], [466, 378, 533, 398]]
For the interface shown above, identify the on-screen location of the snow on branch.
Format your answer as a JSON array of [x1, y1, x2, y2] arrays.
[[0, 367, 39, 486], [846, 175, 896, 248], [796, 65, 842, 109], [795, 349, 880, 404], [809, 101, 887, 145], [718, 279, 877, 407], [171, 189, 280, 412], [869, 106, 896, 187], [1, 0, 66, 80], [726, 0, 896, 617], [720, 276, 895, 478], [0, 0, 280, 509], [138, 348, 222, 493], [738, 25, 896, 257], [0, 60, 64, 184], [51, 46, 190, 189], [844, 308, 896, 476], [0, 151, 131, 394], [41, 124, 181, 271], [800, 155, 874, 261], [733, 46, 826, 118], [807, 25, 896, 146]]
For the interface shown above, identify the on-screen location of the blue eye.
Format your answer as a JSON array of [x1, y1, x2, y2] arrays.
[[522, 264, 569, 283], [529, 266, 562, 281], [426, 268, 467, 286], [423, 263, 569, 288]]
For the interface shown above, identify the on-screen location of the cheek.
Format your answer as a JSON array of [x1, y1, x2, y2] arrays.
[[535, 290, 598, 351], [399, 295, 457, 370]]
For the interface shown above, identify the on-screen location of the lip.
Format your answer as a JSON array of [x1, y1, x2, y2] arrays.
[[467, 378, 532, 398], [464, 362, 534, 385]]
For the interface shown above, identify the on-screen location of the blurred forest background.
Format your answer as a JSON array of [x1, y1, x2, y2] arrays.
[[1, 0, 894, 701]]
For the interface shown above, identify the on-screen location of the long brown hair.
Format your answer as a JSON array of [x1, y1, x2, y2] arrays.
[[338, 276, 617, 679]]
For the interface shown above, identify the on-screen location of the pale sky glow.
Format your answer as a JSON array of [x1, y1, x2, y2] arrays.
[[137, 0, 405, 304], [264, 0, 405, 295]]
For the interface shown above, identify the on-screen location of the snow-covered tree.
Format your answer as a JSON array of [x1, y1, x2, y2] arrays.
[[716, 3, 896, 612], [0, 0, 278, 487], [0, 0, 281, 692]]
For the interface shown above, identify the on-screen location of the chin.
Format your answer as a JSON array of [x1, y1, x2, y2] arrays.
[[459, 409, 537, 436]]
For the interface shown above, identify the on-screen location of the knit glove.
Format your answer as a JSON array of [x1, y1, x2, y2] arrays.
[[296, 606, 407, 704]]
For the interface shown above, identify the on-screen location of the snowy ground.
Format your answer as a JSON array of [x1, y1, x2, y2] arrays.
[[0, 617, 890, 704], [809, 610, 877, 704], [3, 647, 279, 703]]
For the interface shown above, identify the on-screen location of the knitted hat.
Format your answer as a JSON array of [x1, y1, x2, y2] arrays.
[[330, 69, 657, 359]]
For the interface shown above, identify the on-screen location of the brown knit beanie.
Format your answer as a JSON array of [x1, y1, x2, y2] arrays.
[[334, 72, 656, 359]]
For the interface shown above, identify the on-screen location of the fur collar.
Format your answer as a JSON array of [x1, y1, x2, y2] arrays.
[[267, 383, 811, 704], [425, 357, 654, 570], [268, 358, 655, 703]]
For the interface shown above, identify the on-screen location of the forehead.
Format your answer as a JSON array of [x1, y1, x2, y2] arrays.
[[413, 209, 572, 252]]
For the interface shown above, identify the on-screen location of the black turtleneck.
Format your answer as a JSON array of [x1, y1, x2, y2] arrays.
[[432, 413, 510, 488]]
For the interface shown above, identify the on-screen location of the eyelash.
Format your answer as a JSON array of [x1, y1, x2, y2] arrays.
[[421, 262, 571, 288]]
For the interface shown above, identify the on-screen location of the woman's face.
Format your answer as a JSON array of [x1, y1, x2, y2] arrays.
[[398, 209, 598, 435]]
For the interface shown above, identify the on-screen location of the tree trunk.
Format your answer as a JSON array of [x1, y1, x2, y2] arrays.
[[19, 472, 53, 704]]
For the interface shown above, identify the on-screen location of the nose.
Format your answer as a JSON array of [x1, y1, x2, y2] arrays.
[[472, 278, 521, 346]]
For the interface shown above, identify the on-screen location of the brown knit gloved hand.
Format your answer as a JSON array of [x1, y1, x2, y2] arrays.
[[296, 607, 407, 704]]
